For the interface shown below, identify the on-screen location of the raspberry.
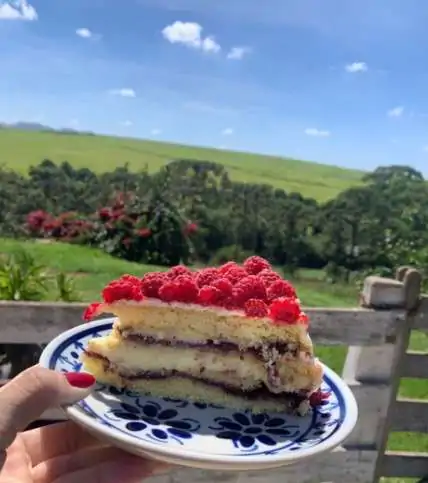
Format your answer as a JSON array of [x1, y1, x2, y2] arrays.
[[212, 278, 233, 298], [158, 281, 177, 302], [267, 280, 297, 300], [174, 275, 199, 303], [299, 312, 309, 326], [195, 268, 219, 288], [243, 256, 271, 275], [198, 286, 223, 305], [309, 390, 330, 407], [158, 276, 198, 303], [269, 297, 301, 325], [258, 269, 281, 287], [232, 275, 267, 307], [167, 265, 193, 279], [120, 274, 142, 285], [83, 302, 101, 321], [224, 266, 248, 284], [102, 275, 143, 303], [141, 272, 166, 298], [244, 299, 269, 318], [218, 261, 240, 274]]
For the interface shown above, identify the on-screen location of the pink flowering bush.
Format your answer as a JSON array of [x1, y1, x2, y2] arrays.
[[25, 191, 199, 266]]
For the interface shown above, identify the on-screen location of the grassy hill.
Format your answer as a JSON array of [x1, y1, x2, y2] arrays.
[[0, 129, 364, 201]]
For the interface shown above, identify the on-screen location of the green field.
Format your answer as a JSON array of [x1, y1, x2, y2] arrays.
[[0, 238, 426, 481], [0, 129, 364, 201]]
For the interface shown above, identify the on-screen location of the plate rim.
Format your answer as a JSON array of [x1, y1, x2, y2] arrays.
[[39, 317, 358, 466]]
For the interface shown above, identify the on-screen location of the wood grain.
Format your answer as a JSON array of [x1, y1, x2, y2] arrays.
[[390, 398, 428, 433]]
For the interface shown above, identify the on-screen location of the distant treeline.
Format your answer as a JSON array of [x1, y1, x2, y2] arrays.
[[1, 158, 428, 282]]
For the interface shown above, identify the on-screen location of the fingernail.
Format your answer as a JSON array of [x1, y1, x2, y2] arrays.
[[65, 372, 96, 388]]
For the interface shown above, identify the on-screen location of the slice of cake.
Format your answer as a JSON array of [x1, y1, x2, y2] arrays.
[[82, 257, 324, 415]]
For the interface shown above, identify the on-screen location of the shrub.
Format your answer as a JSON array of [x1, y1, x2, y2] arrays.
[[210, 245, 253, 265], [26, 210, 93, 243], [0, 249, 81, 377]]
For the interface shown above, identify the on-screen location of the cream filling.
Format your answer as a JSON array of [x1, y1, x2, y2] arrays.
[[86, 335, 318, 393]]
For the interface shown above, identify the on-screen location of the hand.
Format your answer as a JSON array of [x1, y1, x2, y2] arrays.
[[0, 366, 168, 483]]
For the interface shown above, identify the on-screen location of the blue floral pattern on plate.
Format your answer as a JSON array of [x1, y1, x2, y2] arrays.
[[42, 318, 356, 461]]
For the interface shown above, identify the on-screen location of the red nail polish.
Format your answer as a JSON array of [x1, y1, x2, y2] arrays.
[[65, 372, 96, 388]]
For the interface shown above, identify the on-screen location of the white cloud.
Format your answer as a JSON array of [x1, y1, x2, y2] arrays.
[[109, 88, 136, 98], [0, 0, 37, 20], [121, 120, 133, 127], [201, 36, 221, 53], [304, 128, 331, 137], [423, 145, 428, 152], [227, 46, 251, 60], [151, 128, 162, 136], [222, 127, 234, 136], [387, 106, 404, 118], [162, 21, 220, 53], [345, 62, 368, 73], [76, 28, 92, 38]]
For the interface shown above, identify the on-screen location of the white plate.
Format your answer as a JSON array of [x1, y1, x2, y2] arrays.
[[39, 318, 358, 471]]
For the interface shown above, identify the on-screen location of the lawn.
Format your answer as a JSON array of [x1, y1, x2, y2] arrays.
[[0, 238, 426, 481], [0, 129, 364, 201]]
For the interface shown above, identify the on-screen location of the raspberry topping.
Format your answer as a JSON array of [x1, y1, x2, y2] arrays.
[[267, 280, 297, 300], [233, 275, 267, 306], [102, 275, 143, 304], [243, 256, 271, 275], [309, 389, 330, 407], [141, 272, 166, 298], [175, 275, 199, 302], [299, 312, 309, 326], [269, 297, 302, 325], [212, 278, 233, 298], [218, 261, 240, 274], [197, 278, 233, 307], [167, 265, 192, 279], [244, 299, 269, 318], [83, 303, 101, 321], [258, 269, 281, 287], [195, 268, 219, 288], [159, 275, 198, 303], [224, 266, 248, 284], [85, 258, 307, 327], [158, 281, 177, 302], [198, 286, 223, 306]]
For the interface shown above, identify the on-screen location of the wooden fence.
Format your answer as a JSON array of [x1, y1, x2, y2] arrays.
[[1, 267, 428, 482]]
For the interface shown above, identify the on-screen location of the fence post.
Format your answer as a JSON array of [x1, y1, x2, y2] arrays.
[[342, 268, 421, 482]]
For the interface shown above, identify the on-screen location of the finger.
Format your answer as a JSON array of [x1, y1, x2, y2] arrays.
[[21, 421, 104, 466], [32, 446, 168, 483], [0, 437, 32, 483], [0, 366, 95, 450]]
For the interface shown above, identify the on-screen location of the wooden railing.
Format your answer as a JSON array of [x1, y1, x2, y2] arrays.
[[1, 267, 428, 482]]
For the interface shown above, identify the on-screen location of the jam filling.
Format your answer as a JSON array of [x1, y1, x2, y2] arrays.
[[118, 329, 303, 359], [84, 350, 310, 408]]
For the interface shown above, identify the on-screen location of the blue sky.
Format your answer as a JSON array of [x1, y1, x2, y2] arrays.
[[1, 0, 428, 173]]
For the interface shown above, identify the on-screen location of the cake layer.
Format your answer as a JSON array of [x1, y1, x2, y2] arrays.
[[94, 301, 313, 352], [85, 331, 322, 394], [118, 327, 302, 359], [83, 354, 311, 415]]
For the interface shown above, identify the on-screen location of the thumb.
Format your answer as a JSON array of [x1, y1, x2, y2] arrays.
[[0, 365, 95, 449]]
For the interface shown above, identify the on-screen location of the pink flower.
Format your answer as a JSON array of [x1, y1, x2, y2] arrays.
[[184, 222, 198, 235], [137, 228, 152, 238], [98, 207, 111, 220]]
